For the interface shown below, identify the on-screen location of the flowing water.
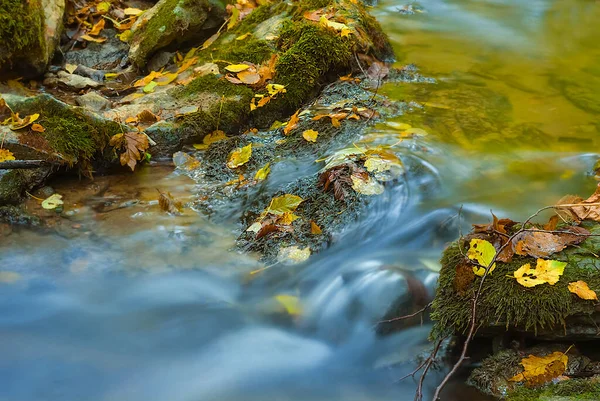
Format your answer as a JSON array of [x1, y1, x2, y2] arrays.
[[2, 1, 600, 400]]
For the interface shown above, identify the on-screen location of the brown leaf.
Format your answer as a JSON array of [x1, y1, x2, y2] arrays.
[[238, 70, 261, 85], [136, 109, 159, 124], [0, 97, 13, 122], [513, 227, 590, 258], [454, 259, 475, 295], [544, 215, 559, 231], [109, 132, 149, 171], [31, 123, 45, 133], [257, 223, 278, 239], [157, 189, 183, 214], [366, 61, 389, 86], [567, 184, 600, 222], [310, 221, 322, 234], [555, 194, 584, 222]]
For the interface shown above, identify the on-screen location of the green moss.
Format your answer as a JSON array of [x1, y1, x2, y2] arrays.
[[221, 38, 274, 65], [508, 378, 600, 401], [0, 0, 43, 64], [430, 222, 600, 340], [0, 168, 48, 205], [300, 0, 334, 10]]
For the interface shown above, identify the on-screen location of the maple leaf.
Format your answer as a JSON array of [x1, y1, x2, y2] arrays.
[[302, 129, 318, 142], [0, 148, 16, 162], [512, 259, 566, 287], [283, 110, 300, 135], [109, 132, 150, 171], [467, 239, 497, 276], [568, 281, 598, 300], [509, 350, 570, 387], [227, 144, 252, 168], [267, 194, 303, 215], [157, 189, 183, 214]]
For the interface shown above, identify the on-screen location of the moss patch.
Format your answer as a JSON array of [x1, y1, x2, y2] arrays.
[[220, 38, 274, 65], [508, 378, 600, 401], [0, 0, 44, 66], [430, 222, 600, 340]]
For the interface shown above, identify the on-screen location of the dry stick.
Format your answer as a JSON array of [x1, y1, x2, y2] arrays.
[[377, 302, 432, 324], [415, 336, 446, 401], [430, 201, 599, 400]]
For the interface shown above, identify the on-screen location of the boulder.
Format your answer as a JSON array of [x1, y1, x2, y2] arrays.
[[0, 0, 65, 79], [128, 0, 227, 68]]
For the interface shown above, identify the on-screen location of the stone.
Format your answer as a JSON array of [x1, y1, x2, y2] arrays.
[[0, 0, 65, 79], [128, 0, 226, 68], [64, 28, 129, 70], [57, 71, 101, 90], [76, 92, 111, 112]]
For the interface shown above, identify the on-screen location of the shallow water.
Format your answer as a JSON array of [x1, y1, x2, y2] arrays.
[[2, 1, 600, 400]]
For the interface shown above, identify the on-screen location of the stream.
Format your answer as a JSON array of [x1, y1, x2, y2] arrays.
[[2, 0, 600, 400]]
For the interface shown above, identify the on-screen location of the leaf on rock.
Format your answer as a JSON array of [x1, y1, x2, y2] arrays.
[[109, 132, 150, 171], [0, 148, 16, 162], [10, 113, 39, 130], [509, 351, 569, 387], [88, 18, 105, 35], [254, 162, 270, 181], [266, 84, 286, 96], [367, 61, 390, 82], [143, 81, 158, 93], [225, 64, 251, 73], [512, 259, 566, 287], [31, 123, 45, 132], [134, 71, 161, 87], [283, 110, 300, 135], [201, 31, 220, 50], [277, 246, 311, 264], [302, 129, 318, 142], [351, 174, 384, 195], [0, 97, 13, 123], [466, 238, 496, 276], [513, 227, 590, 259], [155, 73, 178, 86], [80, 34, 107, 43], [277, 212, 299, 225], [227, 144, 252, 169], [157, 189, 183, 214], [123, 7, 144, 16], [193, 130, 228, 150], [41, 193, 63, 210], [566, 184, 600, 222], [274, 294, 302, 316], [568, 281, 598, 300], [267, 194, 303, 215], [310, 221, 322, 235]]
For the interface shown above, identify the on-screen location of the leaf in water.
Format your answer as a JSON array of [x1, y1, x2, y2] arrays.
[[41, 193, 63, 210], [277, 246, 311, 265], [143, 81, 158, 93], [364, 155, 393, 173], [310, 221, 322, 234], [274, 294, 302, 316], [509, 351, 569, 387], [0, 148, 16, 162], [172, 151, 201, 170], [351, 174, 384, 196], [267, 194, 303, 215], [109, 132, 150, 171], [283, 109, 300, 135], [512, 259, 566, 287], [568, 281, 598, 300], [157, 189, 183, 214], [225, 64, 251, 73], [193, 130, 228, 150], [466, 238, 496, 276], [31, 123, 45, 132], [227, 144, 252, 168], [10, 113, 39, 130], [80, 34, 107, 43], [302, 129, 318, 142], [254, 162, 270, 181]]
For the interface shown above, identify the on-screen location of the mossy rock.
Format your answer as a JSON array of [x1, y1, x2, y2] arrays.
[[0, 0, 65, 78], [128, 0, 226, 68], [430, 222, 600, 341]]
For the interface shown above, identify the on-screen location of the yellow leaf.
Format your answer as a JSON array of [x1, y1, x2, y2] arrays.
[[120, 92, 145, 104], [41, 193, 63, 210], [509, 351, 569, 386], [201, 31, 220, 50], [227, 144, 252, 168], [302, 129, 318, 142], [310, 221, 322, 234], [277, 212, 299, 225], [31, 123, 45, 132], [277, 246, 311, 264], [351, 174, 384, 196], [225, 64, 250, 73], [88, 18, 105, 36], [96, 2, 111, 13], [0, 148, 16, 162], [65, 63, 78, 74], [227, 6, 240, 30], [254, 162, 270, 181], [10, 113, 39, 130], [155, 73, 178, 86], [200, 130, 228, 148], [246, 222, 262, 233], [80, 34, 107, 43], [274, 294, 302, 315], [568, 281, 597, 300], [118, 29, 132, 43], [267, 194, 303, 215], [123, 7, 144, 16], [236, 32, 251, 40], [143, 81, 158, 93], [133, 71, 160, 87], [512, 259, 566, 287], [467, 239, 496, 276], [340, 27, 353, 37], [266, 84, 286, 96], [283, 109, 300, 135], [319, 15, 351, 33]]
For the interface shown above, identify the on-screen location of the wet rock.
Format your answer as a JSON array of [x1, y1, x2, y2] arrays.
[[0, 168, 51, 205], [64, 28, 129, 70], [0, 205, 42, 225], [128, 0, 227, 68], [552, 74, 600, 114], [76, 91, 111, 112], [0, 0, 65, 79], [147, 51, 175, 73], [57, 71, 101, 90]]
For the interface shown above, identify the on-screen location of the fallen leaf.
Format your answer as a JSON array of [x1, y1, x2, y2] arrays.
[[310, 221, 322, 234], [157, 189, 183, 214], [277, 246, 311, 264], [509, 351, 569, 387], [137, 109, 159, 124], [193, 130, 228, 150], [267, 194, 303, 215], [10, 113, 39, 130], [65, 63, 78, 74], [568, 281, 598, 300], [274, 294, 302, 315], [155, 73, 178, 86], [351, 174, 384, 195], [31, 123, 45, 132], [133, 71, 161, 87], [512, 259, 566, 287], [237, 70, 261, 85], [80, 34, 107, 43], [467, 238, 496, 276], [513, 227, 590, 259], [283, 109, 300, 135], [119, 92, 145, 104], [246, 222, 262, 233], [567, 184, 600, 222], [201, 31, 220, 50], [266, 84, 286, 96], [227, 5, 240, 30], [0, 148, 16, 162], [454, 260, 476, 295], [41, 193, 63, 210], [236, 32, 251, 40], [88, 18, 105, 35], [0, 97, 13, 122], [109, 132, 150, 171], [225, 64, 251, 73], [227, 144, 252, 168], [254, 162, 270, 181], [96, 1, 110, 13], [277, 212, 300, 225], [302, 129, 318, 142], [319, 15, 352, 34], [123, 7, 144, 16], [143, 81, 158, 93]]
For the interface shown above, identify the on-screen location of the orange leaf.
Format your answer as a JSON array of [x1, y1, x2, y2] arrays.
[[283, 109, 300, 135], [31, 123, 45, 132], [310, 221, 322, 234], [568, 281, 598, 300], [88, 18, 105, 36], [80, 34, 107, 43]]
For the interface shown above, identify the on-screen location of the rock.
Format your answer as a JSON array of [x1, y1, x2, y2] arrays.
[[76, 92, 111, 112], [128, 0, 226, 68], [64, 28, 129, 70], [0, 0, 65, 79], [57, 71, 101, 90], [147, 51, 175, 73]]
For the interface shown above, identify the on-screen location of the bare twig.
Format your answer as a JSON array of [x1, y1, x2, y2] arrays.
[[377, 302, 432, 324]]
